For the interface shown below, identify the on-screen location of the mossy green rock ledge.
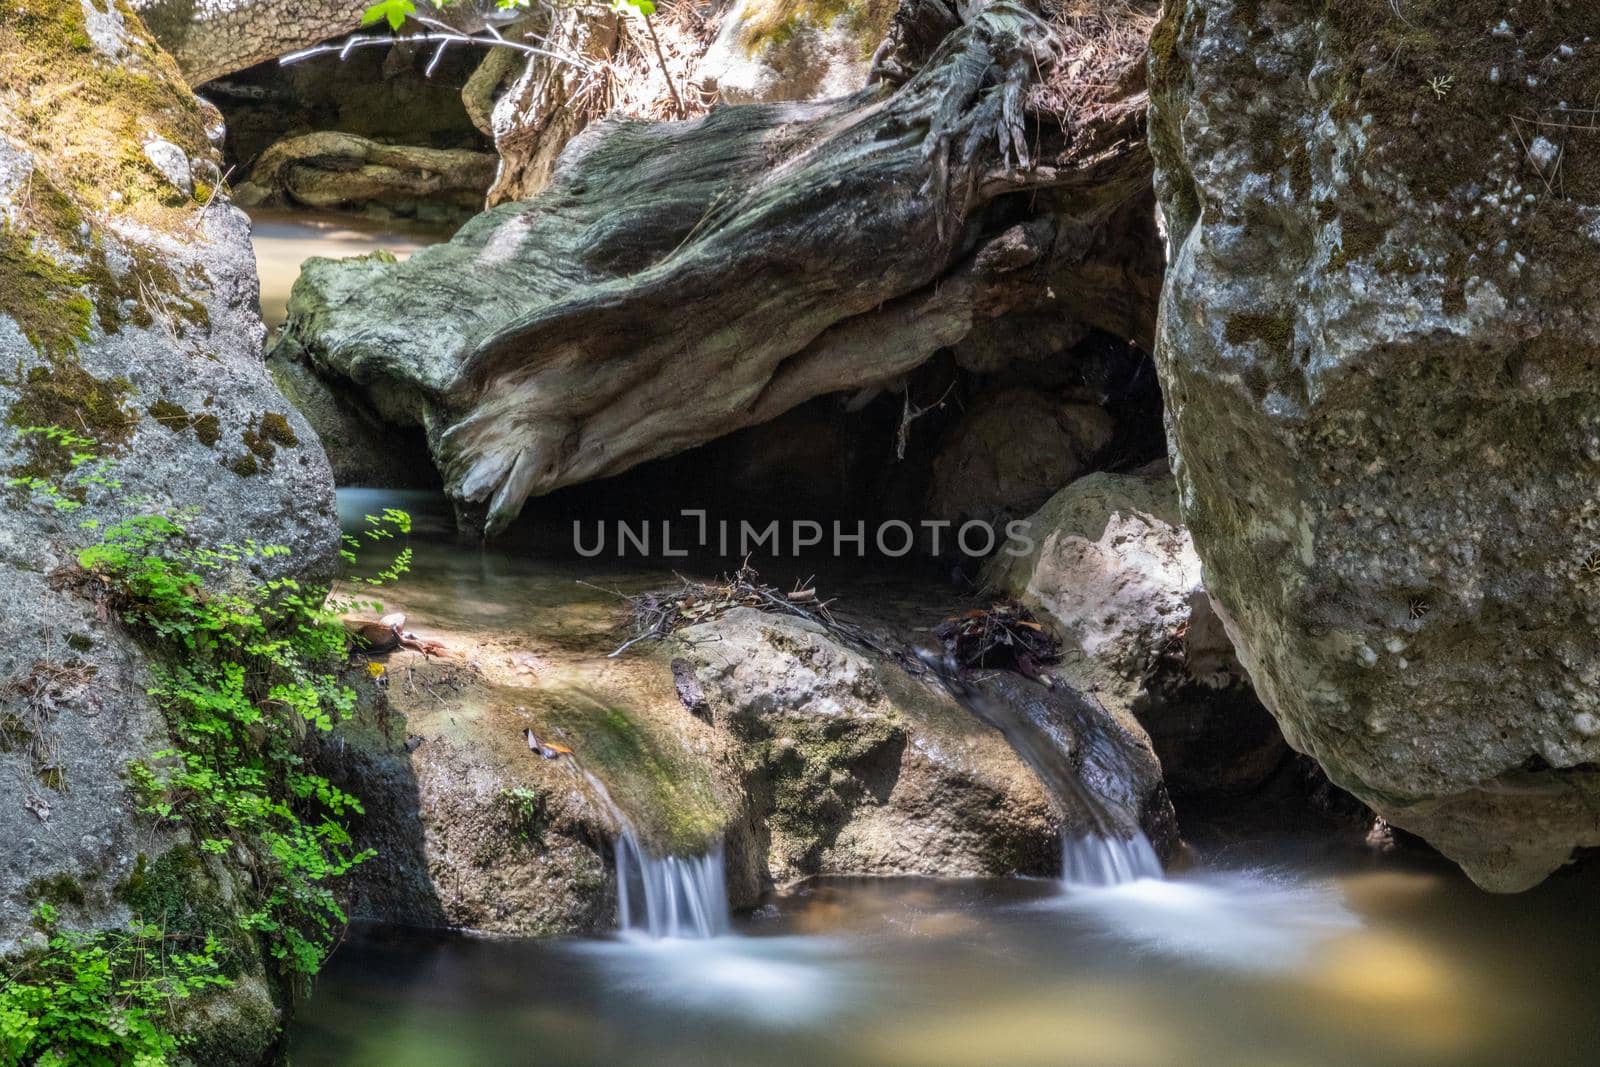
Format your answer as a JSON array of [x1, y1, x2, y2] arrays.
[[0, 0, 338, 1055]]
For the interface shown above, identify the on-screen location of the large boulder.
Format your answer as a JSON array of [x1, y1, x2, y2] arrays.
[[1150, 0, 1600, 889], [985, 468, 1284, 795], [675, 607, 1176, 881], [1, 0, 337, 1051], [320, 655, 751, 935], [697, 0, 894, 104]]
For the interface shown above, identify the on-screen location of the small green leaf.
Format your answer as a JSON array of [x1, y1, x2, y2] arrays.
[[360, 0, 416, 31]]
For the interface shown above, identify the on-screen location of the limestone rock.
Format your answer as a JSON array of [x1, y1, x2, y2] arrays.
[[676, 608, 1176, 882], [697, 0, 893, 104], [1150, 0, 1600, 889], [0, 0, 336, 1042], [985, 469, 1284, 796], [141, 137, 192, 196], [927, 388, 1112, 525]]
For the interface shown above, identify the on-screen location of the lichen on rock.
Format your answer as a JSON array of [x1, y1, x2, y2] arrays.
[[0, 0, 339, 1047], [1150, 0, 1600, 890]]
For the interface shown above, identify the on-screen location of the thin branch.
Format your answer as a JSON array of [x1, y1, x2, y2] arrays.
[[637, 13, 684, 118], [281, 27, 597, 75]]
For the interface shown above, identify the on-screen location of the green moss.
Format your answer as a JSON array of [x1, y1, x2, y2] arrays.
[[192, 412, 222, 447], [742, 0, 895, 57], [26, 872, 87, 909], [117, 846, 249, 975], [228, 453, 260, 478], [241, 413, 296, 462], [4, 0, 210, 227], [497, 786, 550, 849], [5, 360, 135, 488], [65, 633, 94, 652], [258, 412, 299, 449], [1224, 312, 1294, 354], [1148, 3, 1182, 94], [759, 713, 902, 873], [0, 232, 93, 358], [147, 399, 190, 430], [543, 694, 724, 853], [1327, 211, 1384, 270], [1288, 145, 1312, 201], [0, 712, 33, 753]]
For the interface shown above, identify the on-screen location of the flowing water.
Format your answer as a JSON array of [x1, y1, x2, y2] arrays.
[[248, 208, 447, 330], [582, 768, 730, 940], [260, 229, 1600, 1067], [289, 852, 1600, 1066]]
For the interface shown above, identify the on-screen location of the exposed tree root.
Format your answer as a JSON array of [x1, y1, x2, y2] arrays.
[[272, 0, 1159, 536]]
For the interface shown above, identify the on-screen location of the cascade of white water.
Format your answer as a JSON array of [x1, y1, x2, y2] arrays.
[[940, 682, 1163, 889], [1061, 831, 1163, 887], [581, 769, 730, 939], [613, 831, 731, 939]]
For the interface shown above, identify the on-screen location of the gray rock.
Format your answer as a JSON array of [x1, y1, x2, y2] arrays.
[[927, 388, 1113, 526], [1, 1, 336, 1042], [81, 0, 128, 59], [141, 138, 192, 197], [697, 0, 891, 104], [1149, 0, 1600, 889], [985, 469, 1285, 796]]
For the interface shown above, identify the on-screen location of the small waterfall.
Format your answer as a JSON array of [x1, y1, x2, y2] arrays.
[[1062, 832, 1163, 887], [937, 675, 1163, 888], [581, 768, 731, 939], [614, 832, 731, 939]]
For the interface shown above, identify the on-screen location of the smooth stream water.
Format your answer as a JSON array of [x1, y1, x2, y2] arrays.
[[264, 228, 1600, 1067], [290, 854, 1600, 1067], [248, 208, 446, 330]]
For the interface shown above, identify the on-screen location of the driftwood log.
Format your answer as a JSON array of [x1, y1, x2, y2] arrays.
[[244, 130, 498, 210], [271, 0, 1160, 535]]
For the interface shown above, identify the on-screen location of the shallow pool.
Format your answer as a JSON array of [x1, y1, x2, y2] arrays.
[[289, 848, 1600, 1067]]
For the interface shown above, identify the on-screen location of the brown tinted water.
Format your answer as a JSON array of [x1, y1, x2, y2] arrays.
[[248, 208, 447, 330], [260, 194, 1600, 1066], [289, 854, 1600, 1067], [299, 489, 1600, 1067]]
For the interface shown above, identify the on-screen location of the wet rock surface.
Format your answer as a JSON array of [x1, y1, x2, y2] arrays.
[[985, 468, 1284, 796], [317, 533, 1181, 932], [1151, 0, 1600, 889], [676, 607, 1064, 882]]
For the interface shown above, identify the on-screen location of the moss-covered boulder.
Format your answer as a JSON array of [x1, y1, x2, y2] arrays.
[[1150, 0, 1600, 889], [0, 0, 338, 1052], [697, 0, 895, 104]]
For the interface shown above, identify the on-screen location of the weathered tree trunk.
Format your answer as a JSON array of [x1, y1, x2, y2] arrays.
[[272, 0, 1159, 535], [484, 5, 620, 205]]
